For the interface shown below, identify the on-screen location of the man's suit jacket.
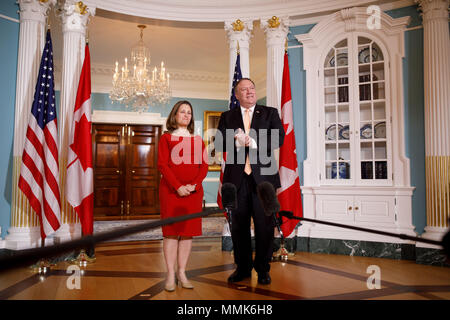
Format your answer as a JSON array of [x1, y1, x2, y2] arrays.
[[215, 104, 285, 190]]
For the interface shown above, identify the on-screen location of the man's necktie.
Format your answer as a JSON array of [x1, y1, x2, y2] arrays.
[[243, 109, 252, 174]]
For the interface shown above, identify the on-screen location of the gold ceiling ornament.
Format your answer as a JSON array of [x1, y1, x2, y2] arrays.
[[232, 19, 244, 31], [268, 16, 281, 28], [76, 1, 88, 15], [110, 25, 171, 112], [39, 0, 49, 3]]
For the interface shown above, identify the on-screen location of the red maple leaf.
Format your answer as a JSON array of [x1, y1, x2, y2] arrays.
[[70, 114, 92, 171]]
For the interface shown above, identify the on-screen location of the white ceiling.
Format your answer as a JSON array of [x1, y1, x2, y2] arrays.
[[50, 6, 269, 100], [50, 0, 414, 100]]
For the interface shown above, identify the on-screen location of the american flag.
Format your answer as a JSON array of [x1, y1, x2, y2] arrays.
[[18, 30, 61, 240], [217, 51, 242, 208], [229, 52, 242, 110]]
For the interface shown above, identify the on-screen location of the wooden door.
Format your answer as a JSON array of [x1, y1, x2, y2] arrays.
[[93, 124, 125, 216], [126, 125, 161, 215], [92, 123, 161, 218]]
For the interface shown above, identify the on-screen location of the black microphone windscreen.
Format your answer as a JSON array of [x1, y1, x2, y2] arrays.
[[256, 182, 280, 216], [278, 210, 294, 219], [221, 183, 237, 210]]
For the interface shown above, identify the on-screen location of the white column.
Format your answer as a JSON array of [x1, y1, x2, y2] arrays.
[[224, 19, 253, 91], [6, 0, 56, 250], [222, 19, 252, 237], [55, 0, 95, 242], [416, 0, 450, 245], [261, 16, 289, 110]]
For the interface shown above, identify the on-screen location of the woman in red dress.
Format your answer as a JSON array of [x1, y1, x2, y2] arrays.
[[158, 100, 208, 292]]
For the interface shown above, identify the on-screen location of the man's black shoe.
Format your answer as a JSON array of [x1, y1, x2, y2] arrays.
[[227, 270, 251, 283], [257, 272, 271, 285]]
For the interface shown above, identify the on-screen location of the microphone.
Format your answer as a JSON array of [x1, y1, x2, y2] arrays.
[[256, 182, 289, 260], [256, 182, 284, 233], [221, 183, 237, 210], [256, 181, 280, 217], [278, 210, 294, 219], [221, 183, 237, 229]]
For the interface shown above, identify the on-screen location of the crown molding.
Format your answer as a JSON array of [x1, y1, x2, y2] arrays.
[[53, 61, 231, 100], [0, 13, 19, 23], [83, 0, 378, 22], [54, 61, 228, 82], [289, 0, 417, 26]]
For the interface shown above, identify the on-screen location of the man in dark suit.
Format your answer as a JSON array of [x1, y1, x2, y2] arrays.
[[215, 78, 285, 285]]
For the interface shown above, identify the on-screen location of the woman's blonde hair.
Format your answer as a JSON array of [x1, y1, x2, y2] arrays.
[[165, 100, 195, 134]]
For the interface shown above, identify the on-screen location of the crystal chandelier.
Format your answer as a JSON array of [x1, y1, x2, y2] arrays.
[[110, 25, 171, 112]]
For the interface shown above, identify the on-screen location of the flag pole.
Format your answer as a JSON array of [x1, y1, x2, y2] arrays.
[[31, 236, 55, 274], [67, 39, 96, 267], [29, 26, 59, 274], [272, 37, 298, 261]]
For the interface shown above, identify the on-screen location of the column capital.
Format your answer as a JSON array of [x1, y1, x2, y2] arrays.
[[415, 0, 449, 22], [260, 16, 290, 47], [224, 19, 253, 49], [18, 0, 56, 23], [57, 0, 96, 34]]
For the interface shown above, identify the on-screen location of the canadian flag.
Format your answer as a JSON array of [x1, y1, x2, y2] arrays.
[[277, 52, 303, 237], [66, 44, 94, 235]]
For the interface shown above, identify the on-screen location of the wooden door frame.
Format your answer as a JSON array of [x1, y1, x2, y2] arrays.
[[92, 110, 167, 220], [92, 110, 167, 128]]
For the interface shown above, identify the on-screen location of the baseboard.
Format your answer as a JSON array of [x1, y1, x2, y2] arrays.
[[221, 235, 449, 267], [415, 246, 450, 267], [296, 237, 416, 260]]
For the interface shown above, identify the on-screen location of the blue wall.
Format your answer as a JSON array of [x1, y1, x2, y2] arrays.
[[89, 92, 229, 205], [386, 6, 426, 234], [287, 24, 315, 189], [0, 2, 19, 237], [288, 5, 427, 234], [91, 93, 228, 121]]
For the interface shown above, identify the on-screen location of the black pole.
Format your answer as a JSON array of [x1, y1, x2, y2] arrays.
[[285, 215, 442, 246], [0, 208, 224, 272]]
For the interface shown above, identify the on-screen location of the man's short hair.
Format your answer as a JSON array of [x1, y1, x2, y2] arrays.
[[235, 77, 255, 89]]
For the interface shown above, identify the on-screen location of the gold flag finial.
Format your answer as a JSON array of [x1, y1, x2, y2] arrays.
[[45, 15, 50, 30], [268, 16, 280, 28], [232, 19, 244, 32]]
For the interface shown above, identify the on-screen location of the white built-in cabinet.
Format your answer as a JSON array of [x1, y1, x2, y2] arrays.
[[296, 7, 416, 242]]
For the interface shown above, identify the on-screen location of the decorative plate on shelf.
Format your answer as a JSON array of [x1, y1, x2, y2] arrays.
[[374, 121, 386, 138], [328, 53, 348, 67], [339, 125, 350, 140], [326, 124, 343, 140], [358, 47, 379, 63], [360, 124, 372, 139]]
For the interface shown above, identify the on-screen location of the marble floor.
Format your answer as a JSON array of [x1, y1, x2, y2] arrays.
[[0, 238, 449, 302]]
